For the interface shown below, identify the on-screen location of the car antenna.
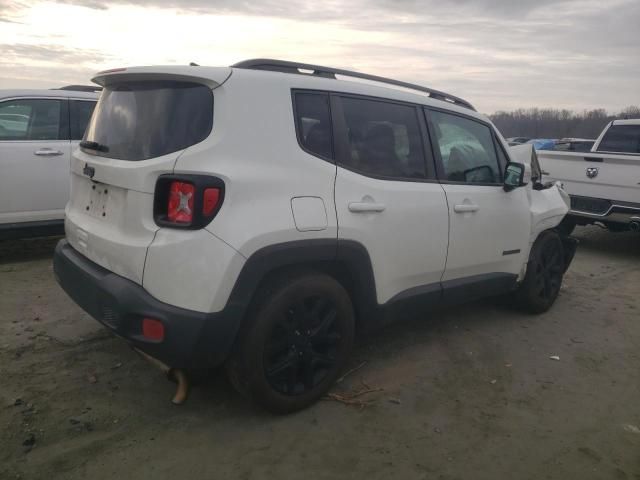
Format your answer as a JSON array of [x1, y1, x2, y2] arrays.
[[189, 62, 199, 66]]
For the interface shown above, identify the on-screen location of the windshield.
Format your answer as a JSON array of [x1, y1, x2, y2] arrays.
[[83, 80, 213, 160]]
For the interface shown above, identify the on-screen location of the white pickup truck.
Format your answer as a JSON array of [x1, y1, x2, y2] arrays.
[[538, 119, 640, 233]]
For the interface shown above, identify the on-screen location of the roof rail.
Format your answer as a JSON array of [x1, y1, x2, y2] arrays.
[[232, 58, 475, 111], [54, 85, 103, 93]]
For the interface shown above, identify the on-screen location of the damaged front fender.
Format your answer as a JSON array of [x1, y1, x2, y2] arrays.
[[528, 182, 570, 243], [510, 143, 571, 243], [509, 143, 576, 279]]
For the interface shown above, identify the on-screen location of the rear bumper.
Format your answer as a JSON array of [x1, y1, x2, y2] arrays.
[[53, 240, 240, 368], [568, 195, 640, 224]]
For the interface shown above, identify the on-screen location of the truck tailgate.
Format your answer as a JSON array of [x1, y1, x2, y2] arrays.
[[538, 151, 640, 204]]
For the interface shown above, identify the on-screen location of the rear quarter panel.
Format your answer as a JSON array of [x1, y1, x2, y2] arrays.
[[172, 69, 339, 258]]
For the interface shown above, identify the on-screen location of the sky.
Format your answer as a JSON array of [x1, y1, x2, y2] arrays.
[[1, 0, 638, 113]]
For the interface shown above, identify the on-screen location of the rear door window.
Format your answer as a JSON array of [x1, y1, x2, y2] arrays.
[[83, 81, 213, 160], [293, 92, 333, 160], [596, 125, 640, 153], [571, 141, 594, 152], [0, 99, 67, 141], [428, 110, 502, 184], [334, 96, 427, 179], [70, 100, 96, 140]]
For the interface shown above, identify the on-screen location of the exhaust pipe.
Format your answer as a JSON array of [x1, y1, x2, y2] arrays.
[[134, 349, 190, 405]]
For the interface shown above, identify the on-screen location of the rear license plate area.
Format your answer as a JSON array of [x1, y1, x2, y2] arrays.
[[87, 183, 110, 218]]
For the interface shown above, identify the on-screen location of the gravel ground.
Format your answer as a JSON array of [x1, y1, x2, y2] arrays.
[[1, 226, 638, 480]]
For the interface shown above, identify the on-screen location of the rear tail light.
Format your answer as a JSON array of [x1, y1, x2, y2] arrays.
[[167, 181, 195, 223], [154, 175, 224, 229], [202, 188, 220, 216]]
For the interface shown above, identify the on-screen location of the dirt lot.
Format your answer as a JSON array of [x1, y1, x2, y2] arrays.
[[1, 226, 638, 480]]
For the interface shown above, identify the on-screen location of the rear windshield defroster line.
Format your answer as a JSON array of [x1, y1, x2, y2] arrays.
[[82, 80, 213, 161]]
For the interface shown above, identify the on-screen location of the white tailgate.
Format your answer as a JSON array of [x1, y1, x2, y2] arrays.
[[539, 151, 640, 204], [65, 149, 178, 284]]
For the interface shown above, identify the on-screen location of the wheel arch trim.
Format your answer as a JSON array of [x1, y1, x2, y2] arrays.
[[224, 239, 379, 330]]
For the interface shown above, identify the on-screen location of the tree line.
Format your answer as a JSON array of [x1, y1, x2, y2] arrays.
[[489, 106, 640, 139]]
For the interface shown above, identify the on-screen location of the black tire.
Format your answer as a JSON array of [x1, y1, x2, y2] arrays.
[[556, 217, 576, 236], [226, 272, 355, 413], [514, 231, 565, 314]]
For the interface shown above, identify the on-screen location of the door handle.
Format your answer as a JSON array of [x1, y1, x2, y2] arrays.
[[454, 204, 479, 213], [34, 149, 63, 156], [348, 202, 386, 213]]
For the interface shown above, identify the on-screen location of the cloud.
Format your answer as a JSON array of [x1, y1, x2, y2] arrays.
[[0, 40, 115, 88], [0, 43, 112, 63], [0, 0, 638, 112], [0, 0, 29, 22]]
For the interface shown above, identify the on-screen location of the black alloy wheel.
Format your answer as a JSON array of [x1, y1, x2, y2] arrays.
[[514, 231, 566, 314], [226, 272, 355, 413], [533, 239, 564, 303], [265, 296, 341, 395]]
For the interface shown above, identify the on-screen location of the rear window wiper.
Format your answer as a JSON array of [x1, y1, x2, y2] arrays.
[[80, 140, 109, 152]]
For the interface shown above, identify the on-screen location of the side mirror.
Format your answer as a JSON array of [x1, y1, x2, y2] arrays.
[[503, 162, 526, 192]]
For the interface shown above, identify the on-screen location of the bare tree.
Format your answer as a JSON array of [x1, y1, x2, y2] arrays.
[[489, 106, 639, 139]]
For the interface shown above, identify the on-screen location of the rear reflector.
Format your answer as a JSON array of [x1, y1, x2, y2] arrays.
[[142, 318, 165, 341], [203, 188, 221, 216], [167, 181, 194, 223]]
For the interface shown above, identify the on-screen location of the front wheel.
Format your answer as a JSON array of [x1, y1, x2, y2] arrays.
[[226, 272, 355, 413], [513, 231, 566, 314], [556, 217, 576, 236]]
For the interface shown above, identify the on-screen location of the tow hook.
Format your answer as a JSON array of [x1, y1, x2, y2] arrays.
[[135, 349, 190, 405]]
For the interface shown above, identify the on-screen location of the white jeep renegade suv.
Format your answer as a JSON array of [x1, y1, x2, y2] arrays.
[[54, 60, 576, 412]]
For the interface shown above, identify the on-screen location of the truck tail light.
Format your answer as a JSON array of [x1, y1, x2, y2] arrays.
[[154, 175, 225, 229]]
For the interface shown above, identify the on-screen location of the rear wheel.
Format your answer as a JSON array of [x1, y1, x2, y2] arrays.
[[513, 231, 565, 314], [226, 272, 355, 413]]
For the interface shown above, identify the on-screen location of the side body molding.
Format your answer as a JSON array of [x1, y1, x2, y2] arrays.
[[224, 239, 520, 338]]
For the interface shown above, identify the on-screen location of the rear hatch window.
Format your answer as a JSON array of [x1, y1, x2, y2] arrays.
[[83, 81, 213, 160], [596, 124, 640, 154]]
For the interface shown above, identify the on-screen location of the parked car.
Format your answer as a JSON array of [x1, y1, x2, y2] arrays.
[[538, 119, 640, 233], [553, 138, 595, 152], [506, 136, 530, 145], [0, 86, 99, 239], [53, 60, 575, 413], [526, 138, 557, 151]]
